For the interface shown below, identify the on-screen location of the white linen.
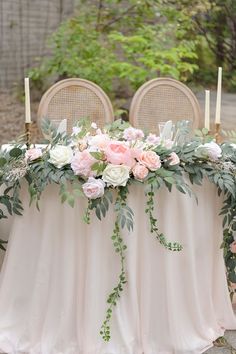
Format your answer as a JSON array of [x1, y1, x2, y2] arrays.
[[0, 181, 235, 354]]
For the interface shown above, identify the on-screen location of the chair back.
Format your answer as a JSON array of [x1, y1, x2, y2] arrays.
[[37, 78, 114, 132], [129, 78, 201, 133]]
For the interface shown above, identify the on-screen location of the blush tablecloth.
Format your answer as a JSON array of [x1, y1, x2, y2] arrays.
[[0, 181, 235, 354]]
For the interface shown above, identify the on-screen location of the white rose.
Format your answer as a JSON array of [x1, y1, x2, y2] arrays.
[[49, 145, 73, 168], [202, 141, 222, 160], [82, 177, 105, 199], [102, 164, 130, 187], [91, 122, 98, 129]]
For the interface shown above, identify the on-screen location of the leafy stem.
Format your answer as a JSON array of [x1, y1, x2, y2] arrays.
[[145, 183, 183, 252], [100, 188, 129, 341]]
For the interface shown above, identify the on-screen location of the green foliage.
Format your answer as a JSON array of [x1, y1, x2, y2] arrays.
[[100, 187, 129, 341], [29, 0, 199, 100], [167, 0, 236, 89]]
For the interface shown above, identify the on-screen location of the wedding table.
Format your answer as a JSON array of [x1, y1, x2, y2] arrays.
[[0, 180, 235, 354]]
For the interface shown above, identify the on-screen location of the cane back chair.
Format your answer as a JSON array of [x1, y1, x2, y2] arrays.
[[37, 78, 114, 132], [129, 78, 202, 133]]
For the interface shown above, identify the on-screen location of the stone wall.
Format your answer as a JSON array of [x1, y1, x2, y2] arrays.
[[0, 0, 75, 88]]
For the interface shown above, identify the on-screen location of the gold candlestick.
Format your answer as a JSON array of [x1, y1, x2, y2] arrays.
[[25, 122, 31, 149], [215, 123, 221, 144]]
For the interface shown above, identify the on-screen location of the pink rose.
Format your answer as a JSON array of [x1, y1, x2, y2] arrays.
[[168, 152, 180, 166], [82, 177, 105, 199], [132, 163, 149, 181], [138, 151, 161, 171], [230, 241, 236, 253], [104, 141, 135, 167], [123, 127, 144, 141], [25, 148, 42, 161], [71, 150, 96, 177]]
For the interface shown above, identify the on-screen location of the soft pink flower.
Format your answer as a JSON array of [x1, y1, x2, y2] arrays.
[[168, 152, 180, 166], [25, 148, 42, 161], [146, 134, 161, 146], [71, 150, 96, 177], [123, 127, 144, 141], [138, 151, 161, 171], [230, 282, 236, 290], [104, 141, 135, 167], [82, 177, 105, 199], [132, 163, 149, 181], [88, 134, 110, 150], [163, 139, 174, 149], [230, 241, 236, 253]]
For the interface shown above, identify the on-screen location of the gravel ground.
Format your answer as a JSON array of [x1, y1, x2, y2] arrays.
[[0, 89, 40, 145]]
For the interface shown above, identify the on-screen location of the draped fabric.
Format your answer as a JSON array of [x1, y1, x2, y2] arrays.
[[0, 181, 235, 354]]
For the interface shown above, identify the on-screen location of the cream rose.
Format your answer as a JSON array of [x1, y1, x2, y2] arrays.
[[49, 145, 73, 168], [202, 142, 222, 160], [132, 163, 149, 181], [168, 152, 180, 166], [25, 148, 42, 161], [102, 164, 130, 187], [88, 134, 110, 150], [82, 177, 105, 199], [138, 151, 161, 171]]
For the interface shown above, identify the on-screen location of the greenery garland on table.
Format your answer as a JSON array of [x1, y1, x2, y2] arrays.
[[0, 119, 235, 341]]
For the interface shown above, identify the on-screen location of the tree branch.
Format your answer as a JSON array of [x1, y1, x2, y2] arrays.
[[102, 4, 137, 31], [96, 0, 104, 31]]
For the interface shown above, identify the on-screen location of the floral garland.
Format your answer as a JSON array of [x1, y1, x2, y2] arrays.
[[0, 119, 235, 340]]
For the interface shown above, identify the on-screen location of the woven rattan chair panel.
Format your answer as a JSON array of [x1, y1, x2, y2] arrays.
[[130, 78, 201, 133], [37, 79, 114, 133]]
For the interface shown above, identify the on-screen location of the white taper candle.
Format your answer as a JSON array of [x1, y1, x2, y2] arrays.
[[215, 67, 222, 124], [204, 90, 210, 130], [24, 77, 31, 123]]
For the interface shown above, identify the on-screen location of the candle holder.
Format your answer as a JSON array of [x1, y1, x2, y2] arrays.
[[25, 122, 31, 149], [215, 123, 221, 144]]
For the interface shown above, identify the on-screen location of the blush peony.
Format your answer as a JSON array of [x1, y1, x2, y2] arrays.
[[71, 150, 96, 177], [104, 141, 135, 167]]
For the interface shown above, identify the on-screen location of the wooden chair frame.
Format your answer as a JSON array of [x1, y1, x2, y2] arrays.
[[129, 78, 202, 131], [37, 78, 114, 131]]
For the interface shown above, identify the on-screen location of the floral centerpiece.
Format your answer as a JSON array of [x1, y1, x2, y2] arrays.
[[0, 119, 235, 341]]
